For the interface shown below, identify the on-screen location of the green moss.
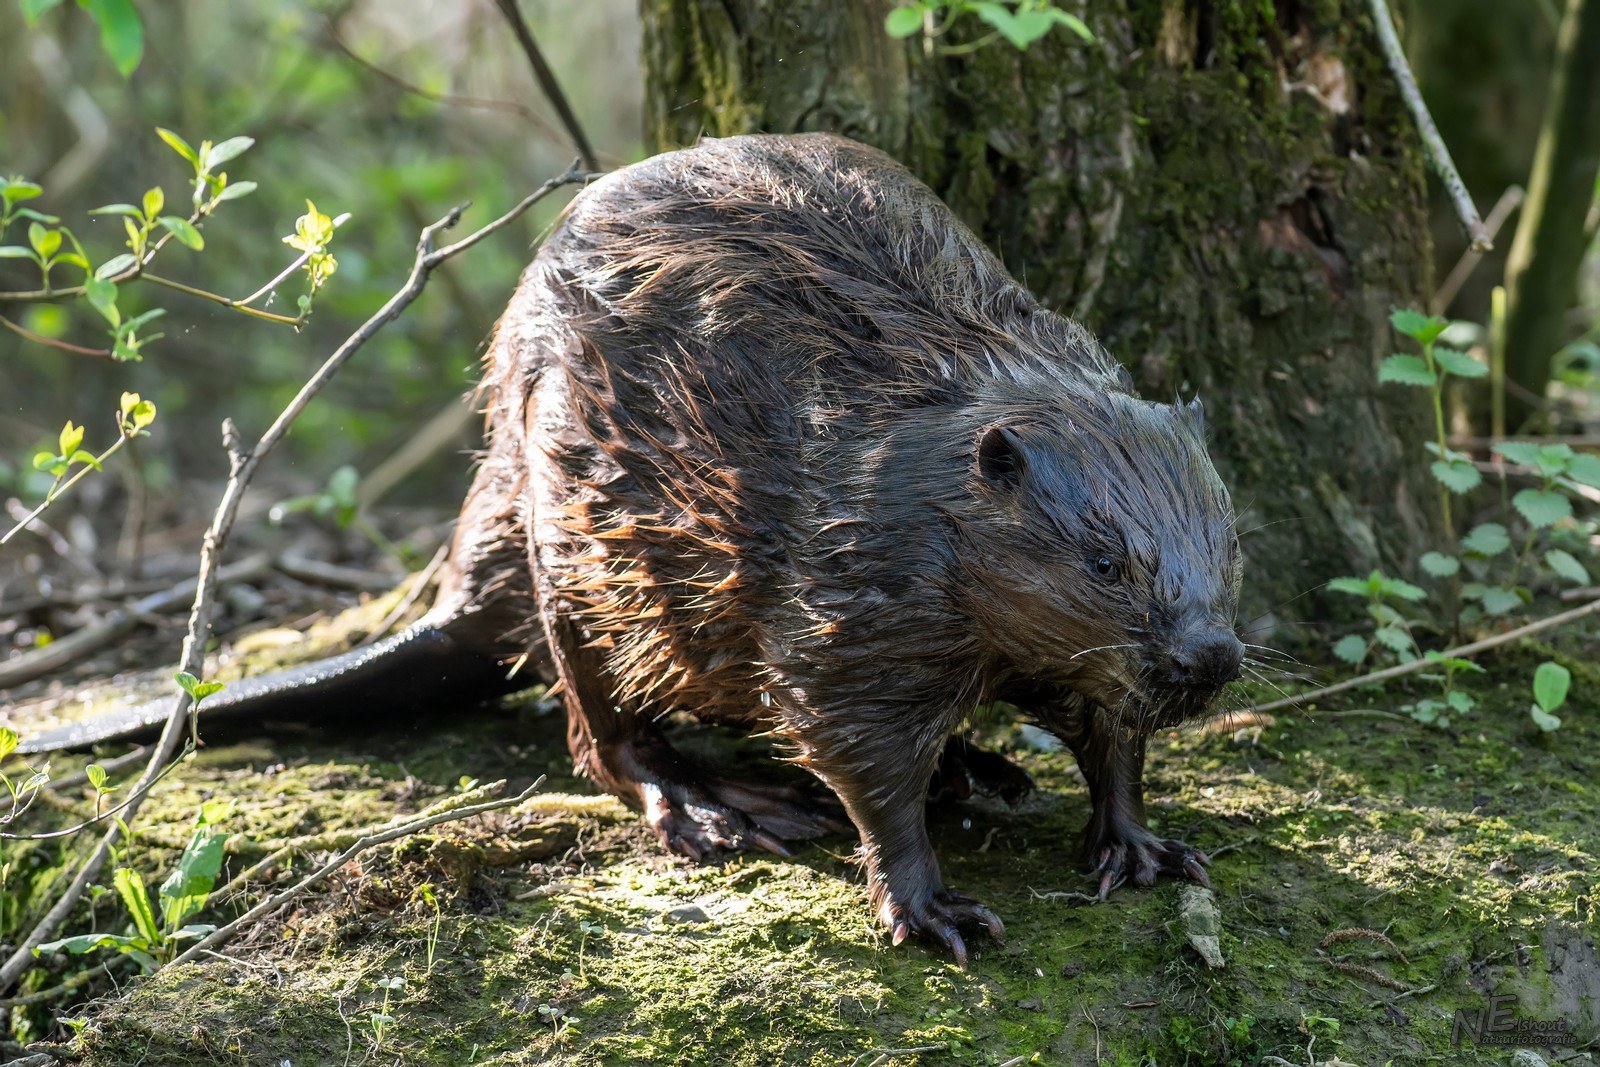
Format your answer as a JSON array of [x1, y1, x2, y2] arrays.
[[6, 618, 1594, 1064]]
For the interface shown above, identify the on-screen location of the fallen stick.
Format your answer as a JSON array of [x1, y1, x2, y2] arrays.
[[0, 553, 273, 692], [1245, 595, 1600, 715]]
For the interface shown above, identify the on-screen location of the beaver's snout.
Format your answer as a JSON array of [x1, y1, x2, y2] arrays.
[[1158, 631, 1244, 691]]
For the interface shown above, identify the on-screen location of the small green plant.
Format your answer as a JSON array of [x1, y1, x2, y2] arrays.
[[418, 884, 444, 975], [174, 670, 227, 707], [0, 727, 51, 827], [537, 1001, 580, 1039], [369, 975, 405, 1048], [1325, 570, 1426, 666], [85, 761, 116, 818], [270, 464, 408, 561], [34, 800, 231, 971], [1, 393, 157, 547], [1403, 651, 1485, 728], [885, 0, 1092, 54], [1530, 661, 1570, 732], [1380, 309, 1488, 542]]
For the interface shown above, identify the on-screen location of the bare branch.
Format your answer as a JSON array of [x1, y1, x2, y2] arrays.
[[491, 0, 599, 172], [1366, 0, 1491, 251], [0, 164, 589, 996]]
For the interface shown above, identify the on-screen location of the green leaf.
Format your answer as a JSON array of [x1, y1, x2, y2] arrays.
[[88, 203, 142, 217], [1389, 308, 1447, 343], [1564, 453, 1600, 489], [1419, 551, 1459, 577], [1533, 661, 1571, 714], [70, 450, 102, 470], [1446, 690, 1475, 715], [1530, 705, 1563, 732], [1430, 458, 1481, 494], [85, 763, 108, 790], [1461, 522, 1511, 556], [1377, 354, 1436, 387], [0, 246, 35, 259], [1544, 548, 1591, 586], [1492, 440, 1543, 467], [1043, 8, 1095, 40], [1432, 348, 1487, 378], [20, 0, 65, 24], [1478, 586, 1524, 615], [113, 867, 162, 945], [85, 276, 117, 315], [79, 0, 145, 77], [141, 187, 164, 219], [151, 131, 195, 173], [95, 253, 137, 279], [1534, 443, 1575, 477], [1513, 488, 1572, 528], [57, 421, 83, 457], [0, 726, 17, 761], [33, 932, 146, 957], [2, 178, 44, 201], [1325, 576, 1370, 597], [13, 207, 59, 224], [215, 180, 257, 203], [157, 216, 203, 250], [884, 5, 925, 37], [1377, 576, 1428, 602], [973, 2, 1055, 48], [174, 671, 226, 704], [1371, 626, 1414, 653], [159, 827, 227, 930], [202, 136, 255, 171]]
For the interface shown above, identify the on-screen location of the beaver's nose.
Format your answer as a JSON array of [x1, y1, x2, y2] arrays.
[[1166, 632, 1244, 689]]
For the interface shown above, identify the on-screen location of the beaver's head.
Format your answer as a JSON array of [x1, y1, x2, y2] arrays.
[[958, 386, 1244, 725]]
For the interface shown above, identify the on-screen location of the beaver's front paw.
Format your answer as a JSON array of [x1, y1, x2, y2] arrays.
[[878, 886, 1005, 968], [1087, 828, 1210, 900]]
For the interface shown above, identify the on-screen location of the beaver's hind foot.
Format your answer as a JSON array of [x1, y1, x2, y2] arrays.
[[607, 743, 850, 860]]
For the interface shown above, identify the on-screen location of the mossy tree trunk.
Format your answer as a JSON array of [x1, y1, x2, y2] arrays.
[[638, 0, 1439, 630]]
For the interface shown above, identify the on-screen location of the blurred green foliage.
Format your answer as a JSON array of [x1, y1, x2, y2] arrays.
[[0, 0, 642, 519]]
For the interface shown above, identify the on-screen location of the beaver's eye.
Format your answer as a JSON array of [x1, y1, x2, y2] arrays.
[[1093, 555, 1119, 580]]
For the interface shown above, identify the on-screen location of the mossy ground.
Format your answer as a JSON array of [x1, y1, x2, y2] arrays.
[[3, 613, 1596, 1066]]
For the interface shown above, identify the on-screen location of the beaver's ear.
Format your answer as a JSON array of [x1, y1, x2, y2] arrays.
[[976, 424, 1027, 490], [1179, 395, 1204, 433]]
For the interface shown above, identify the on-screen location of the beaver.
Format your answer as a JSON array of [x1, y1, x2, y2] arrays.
[[17, 133, 1245, 965]]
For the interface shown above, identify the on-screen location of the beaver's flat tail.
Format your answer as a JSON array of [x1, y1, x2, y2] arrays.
[[13, 622, 531, 755]]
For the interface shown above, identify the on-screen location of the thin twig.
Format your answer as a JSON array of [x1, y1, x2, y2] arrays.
[[0, 165, 588, 997], [0, 312, 113, 357], [1366, 0, 1491, 251], [140, 272, 304, 326], [1431, 185, 1524, 313], [1244, 595, 1600, 715], [491, 0, 599, 172], [324, 18, 565, 142], [167, 779, 541, 968]]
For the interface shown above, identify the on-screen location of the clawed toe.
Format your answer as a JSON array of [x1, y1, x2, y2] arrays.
[[879, 888, 1005, 968], [1090, 835, 1211, 900], [639, 773, 848, 861]]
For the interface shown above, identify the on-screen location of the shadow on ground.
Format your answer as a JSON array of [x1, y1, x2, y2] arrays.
[[2, 609, 1596, 1066]]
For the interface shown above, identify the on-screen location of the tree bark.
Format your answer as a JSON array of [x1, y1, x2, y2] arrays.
[[1502, 0, 1600, 431], [638, 0, 1439, 629]]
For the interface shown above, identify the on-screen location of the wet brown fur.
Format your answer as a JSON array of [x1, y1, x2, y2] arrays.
[[424, 133, 1244, 962]]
